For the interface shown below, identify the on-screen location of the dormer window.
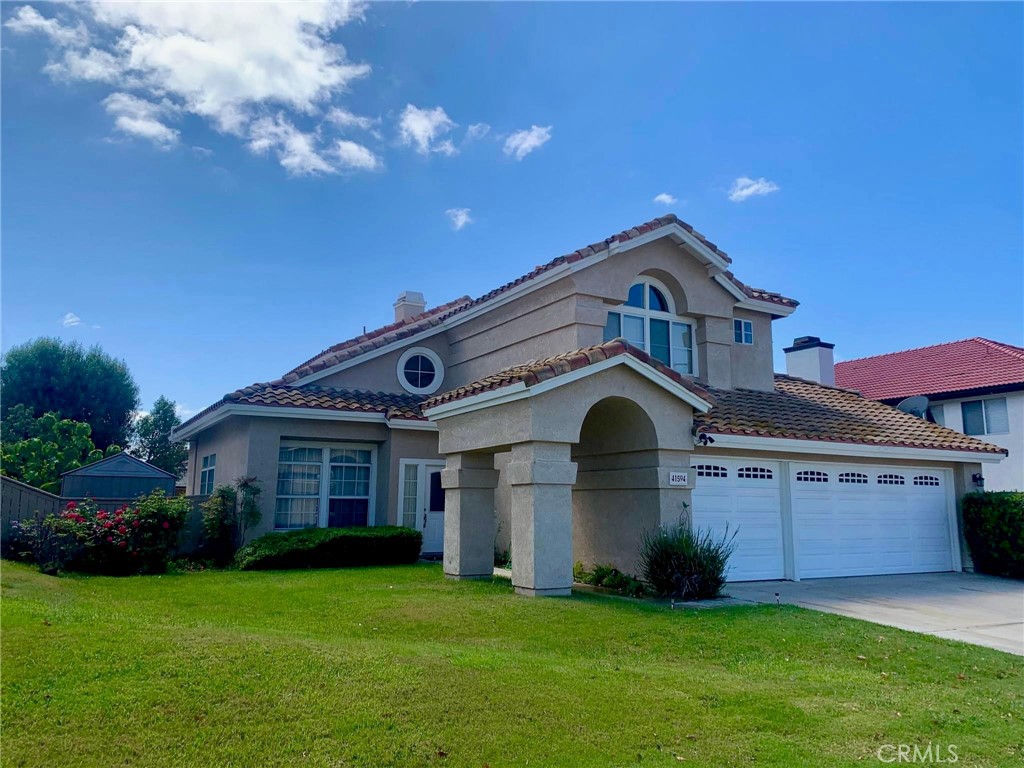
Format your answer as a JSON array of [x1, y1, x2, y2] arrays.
[[603, 277, 696, 375]]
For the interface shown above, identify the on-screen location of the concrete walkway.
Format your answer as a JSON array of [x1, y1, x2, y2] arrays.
[[727, 572, 1024, 656]]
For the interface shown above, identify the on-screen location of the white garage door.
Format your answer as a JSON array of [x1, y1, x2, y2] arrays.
[[792, 463, 953, 579], [691, 459, 784, 582]]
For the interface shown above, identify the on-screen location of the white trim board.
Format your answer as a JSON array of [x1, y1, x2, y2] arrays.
[[703, 433, 1006, 464], [424, 354, 713, 421], [172, 404, 437, 442], [293, 223, 795, 386]]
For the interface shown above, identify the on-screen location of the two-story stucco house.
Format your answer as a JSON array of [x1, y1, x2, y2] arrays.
[[835, 338, 1023, 491], [174, 215, 1006, 596]]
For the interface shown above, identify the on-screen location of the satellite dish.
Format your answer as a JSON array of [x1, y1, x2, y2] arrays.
[[896, 395, 930, 419]]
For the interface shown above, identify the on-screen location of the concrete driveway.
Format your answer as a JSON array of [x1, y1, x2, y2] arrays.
[[727, 572, 1024, 656]]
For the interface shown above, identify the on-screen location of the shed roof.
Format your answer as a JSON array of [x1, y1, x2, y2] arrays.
[[61, 452, 177, 479]]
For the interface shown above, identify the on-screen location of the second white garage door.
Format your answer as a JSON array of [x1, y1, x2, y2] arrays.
[[791, 463, 954, 579], [691, 459, 784, 582]]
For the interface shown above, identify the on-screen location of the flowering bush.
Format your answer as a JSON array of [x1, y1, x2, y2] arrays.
[[16, 491, 191, 576]]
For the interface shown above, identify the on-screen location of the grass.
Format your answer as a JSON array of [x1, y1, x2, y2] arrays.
[[2, 561, 1021, 768]]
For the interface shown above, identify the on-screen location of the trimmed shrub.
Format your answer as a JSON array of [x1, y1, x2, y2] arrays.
[[639, 521, 736, 601], [962, 492, 1024, 579], [235, 526, 423, 571]]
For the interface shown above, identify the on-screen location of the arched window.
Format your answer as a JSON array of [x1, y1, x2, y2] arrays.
[[604, 277, 696, 375]]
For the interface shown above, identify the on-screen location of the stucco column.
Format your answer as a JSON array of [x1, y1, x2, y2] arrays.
[[506, 441, 578, 597], [441, 452, 499, 580], [656, 449, 694, 530]]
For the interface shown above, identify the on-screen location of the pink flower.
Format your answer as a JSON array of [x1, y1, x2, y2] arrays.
[[104, 521, 114, 529], [106, 536, 113, 543], [132, 520, 141, 528], [161, 521, 170, 529], [118, 541, 127, 549], [118, 525, 127, 534], [97, 512, 108, 520], [65, 501, 77, 510]]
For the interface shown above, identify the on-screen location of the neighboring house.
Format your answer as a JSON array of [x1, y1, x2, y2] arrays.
[[61, 452, 178, 511], [835, 338, 1023, 491], [173, 215, 1006, 595]]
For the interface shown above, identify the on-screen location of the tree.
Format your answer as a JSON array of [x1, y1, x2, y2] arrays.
[[1, 338, 140, 450], [133, 396, 188, 477], [0, 412, 120, 494]]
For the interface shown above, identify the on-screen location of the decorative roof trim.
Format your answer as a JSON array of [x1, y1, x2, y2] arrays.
[[703, 433, 1007, 464], [172, 404, 436, 442]]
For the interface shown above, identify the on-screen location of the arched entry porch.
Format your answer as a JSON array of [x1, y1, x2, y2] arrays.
[[422, 342, 712, 596]]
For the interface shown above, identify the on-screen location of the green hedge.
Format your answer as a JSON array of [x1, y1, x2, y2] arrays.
[[234, 526, 423, 571], [962, 492, 1024, 580]]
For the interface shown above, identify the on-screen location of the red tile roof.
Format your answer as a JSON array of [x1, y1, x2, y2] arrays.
[[178, 384, 427, 431], [834, 338, 1024, 401], [422, 338, 712, 410], [282, 214, 798, 382], [696, 376, 1006, 455]]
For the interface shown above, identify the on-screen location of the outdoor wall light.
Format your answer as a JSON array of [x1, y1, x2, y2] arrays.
[[972, 472, 985, 488]]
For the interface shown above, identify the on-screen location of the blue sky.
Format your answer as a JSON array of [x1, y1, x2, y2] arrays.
[[3, 1, 1021, 419]]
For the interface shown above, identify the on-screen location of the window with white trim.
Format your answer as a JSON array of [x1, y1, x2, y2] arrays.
[[961, 397, 1009, 436], [796, 470, 829, 483], [603, 277, 696, 375], [737, 466, 773, 480], [838, 472, 868, 484], [695, 464, 728, 478], [275, 444, 374, 530], [877, 474, 906, 485], [733, 319, 753, 345], [199, 454, 216, 495], [397, 347, 444, 395], [913, 475, 941, 487]]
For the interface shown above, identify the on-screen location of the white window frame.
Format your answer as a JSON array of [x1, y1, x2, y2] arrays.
[[397, 347, 444, 395], [733, 318, 754, 345], [396, 458, 447, 532], [199, 454, 216, 495], [275, 441, 378, 531], [961, 397, 1009, 436], [603, 276, 699, 376]]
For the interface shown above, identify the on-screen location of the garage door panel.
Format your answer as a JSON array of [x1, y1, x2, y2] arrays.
[[692, 460, 783, 582], [793, 463, 953, 579]]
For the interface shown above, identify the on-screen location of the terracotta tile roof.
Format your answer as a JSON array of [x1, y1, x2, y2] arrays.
[[283, 214, 798, 382], [423, 339, 713, 410], [834, 337, 1024, 401], [178, 383, 428, 431], [695, 375, 1006, 455]]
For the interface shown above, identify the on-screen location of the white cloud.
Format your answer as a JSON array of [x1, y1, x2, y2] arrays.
[[9, 1, 374, 172], [4, 5, 89, 48], [464, 122, 490, 142], [728, 176, 780, 202], [445, 208, 473, 231], [248, 114, 334, 175], [61, 312, 82, 327], [653, 193, 677, 206], [103, 92, 180, 148], [192, 146, 214, 158], [398, 104, 457, 155], [503, 125, 551, 161], [332, 139, 382, 171], [326, 106, 379, 134]]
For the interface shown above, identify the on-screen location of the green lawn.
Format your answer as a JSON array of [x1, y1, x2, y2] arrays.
[[2, 562, 1021, 768]]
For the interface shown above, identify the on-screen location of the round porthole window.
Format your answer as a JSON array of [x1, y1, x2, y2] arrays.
[[397, 347, 444, 395]]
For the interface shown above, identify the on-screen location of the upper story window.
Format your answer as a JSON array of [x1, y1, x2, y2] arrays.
[[199, 454, 216, 495], [397, 347, 444, 395], [733, 319, 753, 345], [961, 397, 1009, 436], [603, 277, 696, 375]]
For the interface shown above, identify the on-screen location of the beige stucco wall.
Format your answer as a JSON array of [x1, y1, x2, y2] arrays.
[[185, 417, 251, 496], [383, 429, 443, 525], [294, 236, 782, 397]]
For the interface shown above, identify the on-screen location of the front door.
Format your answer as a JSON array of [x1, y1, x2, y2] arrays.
[[400, 460, 446, 555]]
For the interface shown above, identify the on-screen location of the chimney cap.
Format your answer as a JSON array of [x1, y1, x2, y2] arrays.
[[394, 290, 426, 306], [784, 335, 835, 353]]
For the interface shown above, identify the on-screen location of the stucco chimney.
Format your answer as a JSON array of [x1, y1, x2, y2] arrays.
[[393, 291, 427, 323], [784, 336, 836, 386]]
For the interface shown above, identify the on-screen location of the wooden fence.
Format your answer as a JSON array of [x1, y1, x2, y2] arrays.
[[1, 475, 62, 540]]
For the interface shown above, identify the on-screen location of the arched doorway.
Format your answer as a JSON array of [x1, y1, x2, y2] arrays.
[[572, 396, 669, 576]]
